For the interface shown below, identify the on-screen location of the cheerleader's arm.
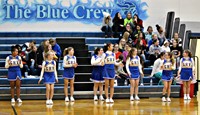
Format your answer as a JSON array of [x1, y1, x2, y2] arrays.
[[126, 58, 131, 76], [18, 56, 23, 68], [91, 56, 101, 65], [54, 61, 58, 81], [5, 57, 10, 69], [39, 61, 45, 81], [63, 56, 73, 68]]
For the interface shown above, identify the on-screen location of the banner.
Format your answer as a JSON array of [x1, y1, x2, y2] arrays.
[[0, 0, 148, 31]]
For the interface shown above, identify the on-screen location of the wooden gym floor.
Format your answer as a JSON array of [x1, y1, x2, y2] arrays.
[[0, 98, 198, 115]]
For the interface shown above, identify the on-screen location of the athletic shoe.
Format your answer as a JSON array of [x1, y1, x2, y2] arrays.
[[130, 96, 134, 101], [17, 98, 22, 103], [65, 97, 69, 102], [99, 95, 104, 101], [105, 98, 110, 103], [135, 96, 140, 101], [166, 97, 171, 102], [187, 95, 191, 100], [110, 98, 114, 103], [49, 100, 53, 105], [94, 95, 98, 101], [184, 96, 187, 100], [162, 97, 166, 102], [46, 100, 50, 105], [11, 98, 15, 103], [70, 97, 75, 102]]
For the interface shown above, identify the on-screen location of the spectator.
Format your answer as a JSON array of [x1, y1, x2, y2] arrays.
[[27, 45, 38, 75], [122, 44, 131, 63], [43, 44, 58, 61], [170, 33, 182, 47], [101, 12, 113, 38], [135, 38, 146, 62], [113, 43, 122, 59], [133, 14, 143, 29], [161, 40, 170, 53], [145, 26, 153, 44], [119, 38, 126, 52], [122, 23, 133, 42], [36, 40, 49, 75], [132, 25, 145, 42], [148, 34, 158, 47], [148, 39, 161, 65], [134, 32, 147, 47], [170, 40, 182, 67], [124, 12, 133, 27], [156, 24, 166, 46], [21, 40, 36, 52], [49, 38, 61, 70], [112, 12, 124, 38]]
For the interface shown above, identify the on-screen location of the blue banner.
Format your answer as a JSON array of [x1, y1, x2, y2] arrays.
[[0, 0, 148, 25]]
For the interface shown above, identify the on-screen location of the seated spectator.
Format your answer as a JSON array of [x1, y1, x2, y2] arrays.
[[156, 24, 166, 46], [112, 12, 124, 38], [119, 38, 126, 52], [150, 52, 165, 85], [49, 38, 61, 70], [27, 45, 38, 75], [134, 32, 147, 47], [145, 26, 153, 44], [101, 12, 113, 38], [170, 33, 182, 47], [124, 12, 134, 29], [170, 40, 182, 67], [122, 44, 131, 63], [133, 14, 143, 29], [132, 25, 145, 42], [135, 38, 147, 62], [122, 23, 134, 42], [21, 40, 36, 52], [161, 40, 170, 53], [148, 39, 161, 65], [148, 34, 158, 48], [113, 43, 122, 59]]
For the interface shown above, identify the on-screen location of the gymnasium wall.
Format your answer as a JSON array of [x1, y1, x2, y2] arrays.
[[0, 0, 199, 32]]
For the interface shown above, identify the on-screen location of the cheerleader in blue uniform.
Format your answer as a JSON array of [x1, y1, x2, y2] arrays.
[[126, 48, 144, 101], [38, 51, 58, 105], [91, 47, 105, 101], [177, 50, 195, 100], [104, 43, 123, 103], [5, 46, 23, 103], [161, 52, 175, 102], [63, 47, 78, 102]]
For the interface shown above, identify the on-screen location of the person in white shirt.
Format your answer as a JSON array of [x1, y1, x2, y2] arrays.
[[161, 40, 171, 53]]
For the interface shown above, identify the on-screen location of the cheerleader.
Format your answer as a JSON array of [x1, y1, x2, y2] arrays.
[[5, 46, 23, 103], [161, 52, 175, 102], [177, 50, 195, 100], [38, 51, 58, 105], [90, 47, 105, 101], [126, 48, 144, 101], [63, 47, 78, 102], [104, 43, 123, 103]]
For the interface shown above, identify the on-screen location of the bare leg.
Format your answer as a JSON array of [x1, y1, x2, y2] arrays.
[[110, 79, 115, 99], [129, 79, 135, 96], [135, 79, 140, 96], [16, 79, 21, 98], [64, 79, 69, 97], [50, 84, 54, 100], [186, 81, 191, 94], [99, 83, 104, 96], [104, 79, 109, 99], [93, 83, 99, 96], [162, 81, 168, 96], [46, 84, 50, 100], [9, 81, 15, 98], [167, 80, 172, 97], [183, 81, 186, 95], [70, 79, 74, 97]]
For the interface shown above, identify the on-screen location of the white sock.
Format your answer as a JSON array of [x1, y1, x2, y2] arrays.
[[184, 94, 187, 97], [187, 94, 190, 97]]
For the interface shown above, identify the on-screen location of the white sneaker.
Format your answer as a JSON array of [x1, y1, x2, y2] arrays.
[[46, 100, 50, 105], [162, 97, 166, 102], [94, 95, 98, 101], [130, 96, 134, 101], [110, 98, 114, 103], [70, 97, 75, 102], [49, 100, 53, 105], [99, 95, 104, 101], [140, 83, 144, 86], [65, 97, 69, 102], [17, 98, 22, 103], [167, 97, 171, 102], [184, 96, 187, 100], [187, 96, 191, 100], [11, 98, 15, 103], [105, 98, 110, 103], [135, 96, 140, 101]]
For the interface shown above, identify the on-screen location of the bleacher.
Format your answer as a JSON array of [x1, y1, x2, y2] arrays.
[[0, 32, 182, 100]]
